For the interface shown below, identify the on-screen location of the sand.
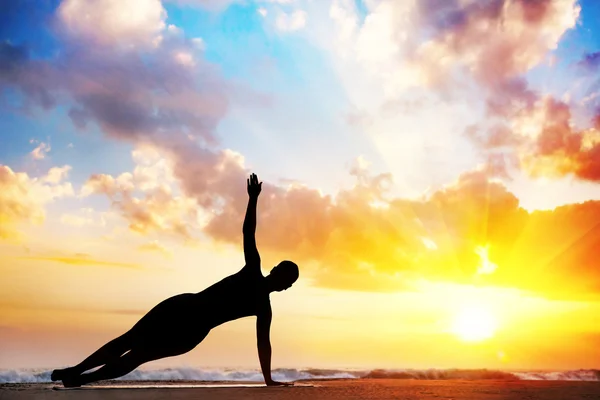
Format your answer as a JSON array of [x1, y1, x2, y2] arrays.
[[1, 379, 600, 400]]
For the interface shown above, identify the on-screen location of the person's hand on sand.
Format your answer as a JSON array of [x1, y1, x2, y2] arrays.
[[247, 173, 262, 199], [266, 379, 294, 387]]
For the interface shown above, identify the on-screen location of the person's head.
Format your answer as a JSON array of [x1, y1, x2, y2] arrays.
[[266, 260, 299, 292]]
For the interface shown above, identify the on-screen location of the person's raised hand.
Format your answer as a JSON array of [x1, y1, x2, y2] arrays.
[[247, 173, 262, 199]]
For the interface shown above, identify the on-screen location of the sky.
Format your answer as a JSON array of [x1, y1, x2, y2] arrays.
[[2, 0, 600, 372]]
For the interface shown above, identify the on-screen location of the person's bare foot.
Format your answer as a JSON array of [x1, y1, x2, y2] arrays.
[[62, 375, 82, 388], [51, 368, 73, 381]]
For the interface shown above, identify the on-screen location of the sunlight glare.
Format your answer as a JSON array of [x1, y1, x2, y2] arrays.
[[451, 305, 497, 342]]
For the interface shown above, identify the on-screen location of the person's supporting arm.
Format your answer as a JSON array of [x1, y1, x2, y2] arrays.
[[257, 307, 292, 386], [244, 173, 261, 268]]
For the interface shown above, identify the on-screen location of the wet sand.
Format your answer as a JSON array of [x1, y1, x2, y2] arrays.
[[1, 379, 600, 400]]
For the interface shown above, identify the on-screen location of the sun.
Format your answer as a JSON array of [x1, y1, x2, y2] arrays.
[[451, 305, 498, 342]]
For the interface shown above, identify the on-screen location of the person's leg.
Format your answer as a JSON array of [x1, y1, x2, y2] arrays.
[[63, 328, 210, 387], [62, 349, 148, 387], [51, 332, 133, 381]]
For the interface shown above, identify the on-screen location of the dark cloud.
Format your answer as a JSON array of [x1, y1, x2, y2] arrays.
[[419, 0, 504, 34], [0, 41, 58, 110], [578, 51, 600, 71], [0, 38, 227, 143]]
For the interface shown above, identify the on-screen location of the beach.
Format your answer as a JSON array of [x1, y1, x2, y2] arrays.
[[2, 379, 600, 400]]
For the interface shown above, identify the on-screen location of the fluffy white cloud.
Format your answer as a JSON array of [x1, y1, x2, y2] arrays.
[[58, 0, 167, 48]]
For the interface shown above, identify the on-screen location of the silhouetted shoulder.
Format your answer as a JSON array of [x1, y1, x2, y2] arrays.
[[241, 261, 263, 277]]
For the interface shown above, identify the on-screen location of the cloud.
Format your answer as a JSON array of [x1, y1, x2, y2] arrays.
[[0, 0, 270, 256], [276, 10, 308, 32], [4, 0, 599, 298], [45, 166, 72, 184], [0, 42, 57, 110], [185, 155, 600, 297], [0, 3, 267, 232], [76, 139, 600, 296], [199, 158, 518, 291], [0, 165, 74, 239], [0, 29, 228, 146], [469, 93, 600, 183], [429, 4, 600, 186], [324, 0, 580, 137], [311, 0, 584, 198], [81, 146, 207, 240], [414, 0, 580, 88], [57, 0, 166, 48], [30, 142, 50, 160], [345, 0, 596, 188]]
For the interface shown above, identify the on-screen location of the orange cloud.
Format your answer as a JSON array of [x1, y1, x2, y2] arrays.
[[0, 165, 74, 240], [471, 95, 600, 182], [200, 161, 600, 297], [200, 162, 517, 291], [519, 98, 600, 181], [79, 141, 600, 296], [81, 146, 205, 240]]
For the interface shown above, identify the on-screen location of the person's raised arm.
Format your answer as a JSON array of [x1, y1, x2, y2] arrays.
[[243, 173, 261, 268], [256, 307, 292, 387]]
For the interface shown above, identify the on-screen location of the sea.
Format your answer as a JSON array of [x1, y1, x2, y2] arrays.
[[1, 367, 599, 383]]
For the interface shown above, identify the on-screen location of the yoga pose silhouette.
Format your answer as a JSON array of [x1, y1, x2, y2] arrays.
[[51, 173, 299, 387]]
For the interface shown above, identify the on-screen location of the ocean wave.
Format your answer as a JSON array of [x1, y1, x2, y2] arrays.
[[118, 367, 362, 382], [1, 367, 599, 383], [515, 370, 600, 381], [363, 369, 520, 380], [0, 370, 52, 383], [364, 369, 600, 381], [0, 367, 362, 383]]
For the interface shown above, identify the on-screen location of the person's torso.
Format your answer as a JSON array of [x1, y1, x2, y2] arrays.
[[195, 266, 270, 328]]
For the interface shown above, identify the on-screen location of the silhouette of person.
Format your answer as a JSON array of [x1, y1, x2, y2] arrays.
[[50, 173, 299, 387]]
